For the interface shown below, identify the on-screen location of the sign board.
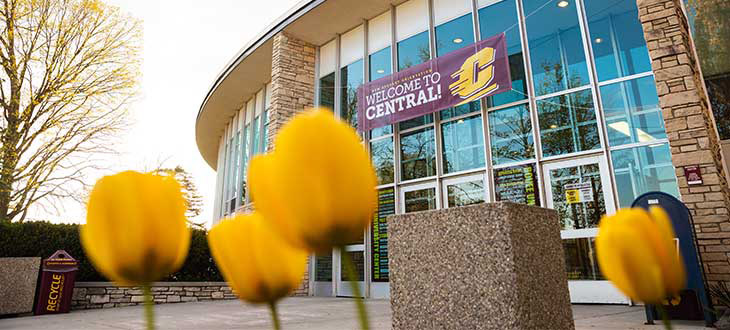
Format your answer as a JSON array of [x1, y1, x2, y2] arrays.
[[371, 188, 395, 282], [564, 182, 594, 204], [494, 164, 539, 206], [684, 165, 703, 185], [357, 33, 511, 131]]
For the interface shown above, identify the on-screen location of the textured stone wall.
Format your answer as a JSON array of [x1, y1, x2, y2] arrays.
[[71, 282, 236, 310], [266, 31, 316, 152], [636, 0, 730, 283], [0, 257, 40, 315]]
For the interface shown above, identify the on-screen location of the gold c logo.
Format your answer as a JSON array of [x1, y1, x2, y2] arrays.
[[449, 47, 498, 105]]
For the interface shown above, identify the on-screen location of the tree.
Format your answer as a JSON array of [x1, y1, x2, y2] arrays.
[[154, 166, 206, 229], [0, 0, 140, 222]]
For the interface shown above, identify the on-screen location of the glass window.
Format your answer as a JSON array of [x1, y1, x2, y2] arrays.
[[523, 0, 590, 96], [371, 137, 394, 185], [441, 115, 485, 173], [261, 110, 269, 152], [239, 125, 249, 201], [446, 180, 485, 207], [585, 0, 651, 82], [400, 127, 436, 180], [341, 59, 363, 128], [370, 47, 392, 81], [706, 76, 730, 140], [611, 143, 680, 208], [319, 72, 335, 110], [340, 251, 365, 281], [397, 31, 430, 70], [479, 0, 527, 106], [251, 116, 260, 156], [493, 164, 540, 206], [435, 13, 474, 56], [563, 238, 604, 280], [537, 89, 600, 157], [548, 163, 605, 230], [601, 76, 666, 146], [404, 187, 437, 213], [440, 102, 480, 120], [399, 114, 433, 131], [315, 252, 332, 282], [488, 104, 534, 164]]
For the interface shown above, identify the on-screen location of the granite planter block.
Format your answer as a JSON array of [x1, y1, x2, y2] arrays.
[[389, 202, 574, 330], [0, 257, 41, 315]]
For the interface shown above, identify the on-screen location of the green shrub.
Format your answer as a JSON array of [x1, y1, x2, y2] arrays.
[[0, 221, 223, 282]]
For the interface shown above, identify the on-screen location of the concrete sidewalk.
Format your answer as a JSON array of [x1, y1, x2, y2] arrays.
[[0, 297, 709, 329]]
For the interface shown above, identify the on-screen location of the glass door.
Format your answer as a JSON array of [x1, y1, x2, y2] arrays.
[[542, 156, 629, 304], [442, 174, 487, 208], [335, 236, 365, 297]]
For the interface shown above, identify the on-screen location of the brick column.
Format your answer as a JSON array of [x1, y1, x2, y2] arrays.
[[637, 0, 730, 283], [267, 31, 316, 152], [264, 31, 316, 295]]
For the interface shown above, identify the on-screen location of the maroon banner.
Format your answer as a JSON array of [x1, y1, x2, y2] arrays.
[[357, 33, 511, 131]]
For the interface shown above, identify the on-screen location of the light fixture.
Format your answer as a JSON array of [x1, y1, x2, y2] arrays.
[[594, 37, 603, 44], [457, 119, 464, 124], [376, 69, 385, 74], [453, 38, 463, 44], [557, 0, 569, 7], [550, 124, 558, 129]]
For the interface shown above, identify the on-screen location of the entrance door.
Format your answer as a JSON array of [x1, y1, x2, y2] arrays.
[[542, 156, 629, 304], [335, 238, 365, 297]]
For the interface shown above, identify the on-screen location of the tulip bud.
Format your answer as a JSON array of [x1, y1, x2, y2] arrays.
[[248, 108, 377, 252], [81, 171, 191, 286], [208, 213, 307, 304], [596, 207, 686, 304]]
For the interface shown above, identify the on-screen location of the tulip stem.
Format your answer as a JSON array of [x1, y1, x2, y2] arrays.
[[143, 284, 155, 330], [268, 302, 281, 330], [656, 305, 673, 330], [339, 246, 370, 330]]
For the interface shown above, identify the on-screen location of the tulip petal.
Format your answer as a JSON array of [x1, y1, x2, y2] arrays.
[[649, 206, 686, 295]]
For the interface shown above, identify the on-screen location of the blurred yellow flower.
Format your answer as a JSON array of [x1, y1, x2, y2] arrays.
[[248, 108, 377, 252], [208, 213, 307, 304], [596, 207, 686, 304], [81, 171, 190, 286]]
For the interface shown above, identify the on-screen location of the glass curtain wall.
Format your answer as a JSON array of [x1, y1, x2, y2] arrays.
[[310, 0, 679, 294]]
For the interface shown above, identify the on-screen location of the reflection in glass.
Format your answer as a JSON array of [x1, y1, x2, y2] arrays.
[[315, 252, 332, 281], [441, 101, 480, 120], [441, 115, 485, 173], [435, 13, 474, 56], [400, 127, 436, 180], [447, 180, 485, 207], [611, 143, 680, 208], [319, 72, 336, 110], [262, 110, 269, 152], [705, 75, 730, 140], [479, 0, 528, 106], [341, 59, 363, 129], [523, 0, 589, 96], [239, 125, 249, 201], [563, 238, 604, 280], [404, 188, 437, 213], [537, 89, 600, 157], [549, 163, 605, 230], [251, 116, 260, 157], [397, 30, 430, 70], [488, 104, 534, 164], [585, 0, 651, 82], [371, 137, 394, 185], [340, 251, 365, 281], [601, 76, 666, 146], [399, 114, 434, 131], [370, 47, 392, 81]]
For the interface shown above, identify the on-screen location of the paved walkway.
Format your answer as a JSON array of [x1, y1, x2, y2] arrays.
[[0, 297, 709, 329]]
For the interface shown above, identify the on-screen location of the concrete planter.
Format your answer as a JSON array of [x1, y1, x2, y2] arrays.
[[0, 257, 41, 315]]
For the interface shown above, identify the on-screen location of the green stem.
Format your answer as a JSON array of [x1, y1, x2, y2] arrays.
[[268, 302, 282, 330], [656, 304, 673, 330], [143, 284, 155, 330], [339, 246, 370, 330]]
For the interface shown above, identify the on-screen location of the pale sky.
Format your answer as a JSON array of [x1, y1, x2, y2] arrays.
[[43, 0, 300, 226]]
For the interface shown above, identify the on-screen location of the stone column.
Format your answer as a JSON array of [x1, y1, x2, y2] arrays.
[[267, 31, 316, 152], [637, 0, 730, 283], [264, 31, 316, 296]]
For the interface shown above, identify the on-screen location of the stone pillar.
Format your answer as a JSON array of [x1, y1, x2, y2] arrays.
[[637, 0, 730, 283], [267, 31, 316, 152], [265, 31, 316, 295], [389, 203, 574, 330]]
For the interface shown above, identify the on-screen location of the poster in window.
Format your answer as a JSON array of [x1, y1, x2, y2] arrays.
[[494, 164, 539, 206], [371, 188, 394, 282]]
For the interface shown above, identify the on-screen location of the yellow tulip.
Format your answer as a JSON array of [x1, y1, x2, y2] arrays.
[[248, 108, 377, 252], [596, 207, 686, 304], [81, 171, 190, 286], [208, 213, 307, 304]]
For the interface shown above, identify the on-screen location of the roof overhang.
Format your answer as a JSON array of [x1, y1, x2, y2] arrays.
[[196, 0, 406, 169]]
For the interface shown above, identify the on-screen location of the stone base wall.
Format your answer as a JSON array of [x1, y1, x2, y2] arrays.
[[70, 282, 236, 310]]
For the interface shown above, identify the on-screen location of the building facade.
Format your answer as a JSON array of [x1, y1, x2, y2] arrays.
[[196, 0, 730, 304]]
